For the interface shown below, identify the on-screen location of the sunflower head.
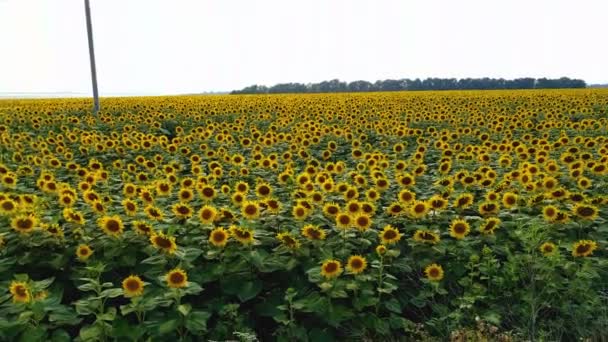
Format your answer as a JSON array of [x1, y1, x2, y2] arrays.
[[320, 259, 342, 279], [76, 244, 93, 261], [11, 214, 38, 234], [165, 268, 188, 288], [449, 219, 470, 239], [539, 242, 557, 256], [229, 225, 255, 245], [209, 227, 229, 247], [9, 281, 31, 303], [346, 255, 367, 274], [122, 275, 145, 297], [380, 225, 402, 245], [150, 232, 178, 254], [301, 224, 326, 241], [98, 215, 124, 237], [424, 263, 444, 282], [572, 240, 598, 257]]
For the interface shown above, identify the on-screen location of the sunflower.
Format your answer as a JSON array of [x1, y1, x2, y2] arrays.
[[178, 188, 194, 202], [542, 205, 559, 223], [539, 242, 557, 256], [196, 205, 217, 224], [502, 192, 518, 209], [346, 255, 367, 274], [45, 224, 64, 238], [413, 230, 441, 244], [241, 201, 260, 220], [155, 181, 173, 197], [199, 185, 217, 201], [335, 212, 353, 230], [122, 199, 138, 216], [301, 224, 326, 241], [323, 202, 340, 217], [449, 219, 470, 239], [320, 259, 342, 279], [376, 244, 388, 256], [479, 217, 501, 235], [165, 268, 188, 288], [172, 203, 194, 219], [478, 201, 499, 216], [353, 213, 372, 232], [122, 275, 145, 297], [11, 214, 38, 234], [144, 205, 164, 221], [0, 198, 18, 215], [277, 232, 300, 249], [572, 203, 598, 221], [229, 225, 255, 245], [209, 227, 229, 247], [572, 240, 598, 257], [98, 215, 124, 237], [428, 195, 448, 211], [63, 208, 85, 225], [132, 220, 154, 235], [397, 189, 416, 204], [234, 181, 249, 194], [255, 182, 273, 198], [263, 198, 282, 214], [150, 232, 178, 254], [380, 225, 402, 245], [292, 204, 310, 221], [454, 193, 474, 209], [409, 201, 430, 219], [9, 281, 31, 303], [424, 263, 444, 282], [76, 244, 93, 261]]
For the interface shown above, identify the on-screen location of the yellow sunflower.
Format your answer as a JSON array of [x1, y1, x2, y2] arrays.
[[449, 219, 470, 239], [76, 244, 93, 261], [98, 215, 124, 237], [346, 255, 367, 274], [479, 217, 501, 235], [165, 268, 188, 288], [122, 275, 145, 297], [572, 240, 597, 257], [10, 214, 38, 234], [539, 242, 557, 256], [198, 205, 218, 224], [241, 201, 260, 220], [229, 225, 255, 245], [380, 225, 402, 245], [277, 232, 300, 249], [150, 232, 178, 254], [172, 203, 194, 219], [301, 224, 326, 241], [320, 259, 343, 279], [209, 227, 229, 247], [9, 281, 31, 303], [572, 203, 598, 221], [413, 230, 440, 244], [424, 263, 444, 282]]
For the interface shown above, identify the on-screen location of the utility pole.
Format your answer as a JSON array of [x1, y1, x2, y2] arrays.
[[84, 0, 100, 114]]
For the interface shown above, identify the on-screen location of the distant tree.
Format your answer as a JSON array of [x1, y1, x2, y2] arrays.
[[230, 77, 586, 94]]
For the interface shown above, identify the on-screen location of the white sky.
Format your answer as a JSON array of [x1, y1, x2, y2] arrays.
[[0, 0, 606, 95]]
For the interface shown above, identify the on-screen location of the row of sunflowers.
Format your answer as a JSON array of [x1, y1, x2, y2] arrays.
[[0, 89, 607, 341]]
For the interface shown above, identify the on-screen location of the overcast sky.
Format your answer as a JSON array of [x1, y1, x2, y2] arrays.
[[0, 0, 606, 95]]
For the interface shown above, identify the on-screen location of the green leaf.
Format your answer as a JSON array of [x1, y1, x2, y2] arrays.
[[79, 325, 102, 341], [19, 327, 46, 342], [100, 288, 124, 298], [50, 329, 71, 342], [158, 319, 179, 334], [384, 298, 401, 314], [185, 310, 211, 333], [177, 304, 192, 316]]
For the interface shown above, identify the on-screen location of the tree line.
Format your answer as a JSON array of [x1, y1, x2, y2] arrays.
[[230, 77, 586, 94]]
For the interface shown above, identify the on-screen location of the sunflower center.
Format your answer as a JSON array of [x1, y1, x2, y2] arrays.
[[577, 207, 595, 217], [154, 236, 172, 248], [15, 285, 27, 296], [324, 262, 338, 273], [576, 244, 590, 254], [454, 223, 466, 234], [17, 218, 34, 230], [106, 220, 120, 232], [202, 188, 214, 197], [170, 273, 185, 284], [429, 268, 440, 277], [212, 232, 227, 243], [126, 279, 141, 291], [350, 259, 363, 269], [245, 205, 257, 215]]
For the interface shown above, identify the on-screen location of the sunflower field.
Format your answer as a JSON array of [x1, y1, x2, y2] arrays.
[[0, 89, 607, 341]]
